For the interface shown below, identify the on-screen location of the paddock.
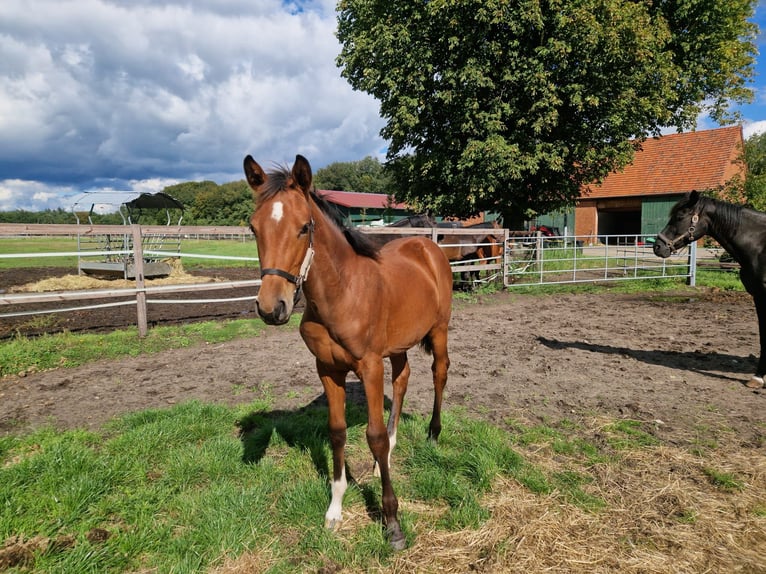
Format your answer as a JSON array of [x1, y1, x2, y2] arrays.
[[1, 287, 765, 571], [2, 286, 763, 445]]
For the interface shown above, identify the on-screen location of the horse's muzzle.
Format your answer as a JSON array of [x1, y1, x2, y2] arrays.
[[652, 237, 672, 258], [255, 297, 292, 325]]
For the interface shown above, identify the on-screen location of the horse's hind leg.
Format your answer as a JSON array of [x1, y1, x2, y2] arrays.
[[427, 324, 450, 441], [747, 294, 766, 388], [374, 352, 410, 477], [318, 363, 349, 530]]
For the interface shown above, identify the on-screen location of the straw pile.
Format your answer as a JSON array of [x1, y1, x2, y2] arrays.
[[10, 259, 216, 293], [388, 446, 765, 573]]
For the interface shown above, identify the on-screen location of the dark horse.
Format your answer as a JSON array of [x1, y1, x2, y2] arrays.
[[387, 213, 436, 227], [654, 190, 766, 388], [244, 154, 453, 549]]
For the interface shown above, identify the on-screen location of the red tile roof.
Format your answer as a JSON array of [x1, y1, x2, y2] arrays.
[[583, 126, 744, 199], [317, 189, 408, 210]]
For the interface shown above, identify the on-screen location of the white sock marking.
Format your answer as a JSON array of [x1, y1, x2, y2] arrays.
[[325, 467, 347, 528], [388, 428, 397, 469]]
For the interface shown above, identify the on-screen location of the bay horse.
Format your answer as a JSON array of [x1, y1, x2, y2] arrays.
[[244, 154, 453, 549], [438, 221, 504, 288], [653, 190, 766, 389]]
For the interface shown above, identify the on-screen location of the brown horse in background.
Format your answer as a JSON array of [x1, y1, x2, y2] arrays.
[[438, 221, 504, 287], [244, 154, 453, 550]]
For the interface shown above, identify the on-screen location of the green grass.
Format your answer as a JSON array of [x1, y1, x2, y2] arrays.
[[0, 237, 80, 268], [0, 316, 298, 378], [0, 237, 257, 270], [176, 238, 258, 269], [0, 402, 613, 572], [696, 268, 743, 291], [702, 467, 745, 491]]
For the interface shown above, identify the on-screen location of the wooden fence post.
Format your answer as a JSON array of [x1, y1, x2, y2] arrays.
[[131, 224, 148, 338]]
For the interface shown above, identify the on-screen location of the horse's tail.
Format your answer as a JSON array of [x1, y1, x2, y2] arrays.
[[420, 334, 434, 355]]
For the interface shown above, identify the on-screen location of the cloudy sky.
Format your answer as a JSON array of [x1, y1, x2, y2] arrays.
[[1, 0, 766, 212]]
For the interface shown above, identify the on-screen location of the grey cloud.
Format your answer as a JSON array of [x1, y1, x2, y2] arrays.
[[0, 0, 385, 210]]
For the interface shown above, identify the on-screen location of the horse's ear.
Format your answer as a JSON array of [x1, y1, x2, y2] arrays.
[[688, 189, 700, 205], [292, 154, 313, 194], [243, 155, 267, 195]]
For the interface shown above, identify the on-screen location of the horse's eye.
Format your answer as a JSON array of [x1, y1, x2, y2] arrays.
[[300, 223, 311, 236], [249, 224, 257, 238]]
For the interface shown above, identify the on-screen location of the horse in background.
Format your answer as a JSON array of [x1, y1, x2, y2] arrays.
[[367, 214, 504, 288], [437, 221, 504, 288], [387, 213, 436, 227], [361, 213, 436, 248], [244, 154, 452, 549], [653, 190, 766, 389]]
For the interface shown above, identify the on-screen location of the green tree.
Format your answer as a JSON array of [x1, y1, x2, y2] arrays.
[[743, 132, 766, 211], [161, 180, 252, 225], [714, 132, 766, 211], [336, 0, 757, 224], [313, 156, 395, 194]]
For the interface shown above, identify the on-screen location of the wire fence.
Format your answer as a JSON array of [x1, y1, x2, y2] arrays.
[[502, 233, 695, 288]]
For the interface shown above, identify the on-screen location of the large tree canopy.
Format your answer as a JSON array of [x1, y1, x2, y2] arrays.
[[336, 0, 757, 222], [741, 132, 766, 211]]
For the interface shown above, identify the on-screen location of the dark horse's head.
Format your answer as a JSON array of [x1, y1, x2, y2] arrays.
[[653, 190, 708, 258]]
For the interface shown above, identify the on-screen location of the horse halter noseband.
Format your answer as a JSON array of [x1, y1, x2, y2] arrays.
[[259, 219, 315, 304], [657, 213, 699, 253]]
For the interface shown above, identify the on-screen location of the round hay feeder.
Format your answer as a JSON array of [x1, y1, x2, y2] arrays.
[[70, 191, 184, 279]]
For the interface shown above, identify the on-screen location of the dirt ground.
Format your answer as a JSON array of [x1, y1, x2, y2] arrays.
[[0, 267, 764, 450]]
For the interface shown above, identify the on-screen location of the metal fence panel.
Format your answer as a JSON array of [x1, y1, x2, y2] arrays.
[[503, 234, 694, 288]]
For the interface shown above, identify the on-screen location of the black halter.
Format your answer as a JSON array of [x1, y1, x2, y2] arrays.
[[259, 219, 315, 304], [657, 213, 699, 254]]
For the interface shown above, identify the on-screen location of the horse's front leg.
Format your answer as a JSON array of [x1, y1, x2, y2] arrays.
[[317, 362, 349, 529], [359, 356, 406, 550], [747, 293, 766, 388]]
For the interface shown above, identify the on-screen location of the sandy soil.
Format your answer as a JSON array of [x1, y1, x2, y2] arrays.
[[0, 272, 764, 450]]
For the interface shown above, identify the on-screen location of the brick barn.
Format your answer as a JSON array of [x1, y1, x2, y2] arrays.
[[536, 126, 745, 242], [579, 126, 745, 240]]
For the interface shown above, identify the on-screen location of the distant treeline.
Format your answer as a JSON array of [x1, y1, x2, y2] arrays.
[[0, 157, 393, 227]]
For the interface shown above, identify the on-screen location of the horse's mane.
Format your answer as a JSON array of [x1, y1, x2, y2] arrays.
[[258, 164, 379, 260], [696, 195, 742, 237], [310, 190, 380, 260]]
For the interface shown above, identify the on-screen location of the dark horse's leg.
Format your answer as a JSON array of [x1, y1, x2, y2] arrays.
[[459, 253, 477, 291], [318, 363, 349, 529], [358, 356, 406, 550], [427, 324, 451, 441], [748, 293, 766, 388]]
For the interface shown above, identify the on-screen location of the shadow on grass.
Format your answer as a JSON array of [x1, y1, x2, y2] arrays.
[[237, 379, 413, 525]]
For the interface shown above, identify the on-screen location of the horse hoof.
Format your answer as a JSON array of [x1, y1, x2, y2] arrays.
[[746, 376, 764, 389], [388, 531, 407, 551], [324, 517, 342, 531]]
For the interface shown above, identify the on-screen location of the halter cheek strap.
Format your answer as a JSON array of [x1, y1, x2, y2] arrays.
[[259, 220, 315, 304], [658, 213, 699, 253]]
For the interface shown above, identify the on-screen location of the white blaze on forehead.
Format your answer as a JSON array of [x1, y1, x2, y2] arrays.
[[270, 201, 284, 222]]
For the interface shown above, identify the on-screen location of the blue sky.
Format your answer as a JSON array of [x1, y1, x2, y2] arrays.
[[1, 0, 765, 213]]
